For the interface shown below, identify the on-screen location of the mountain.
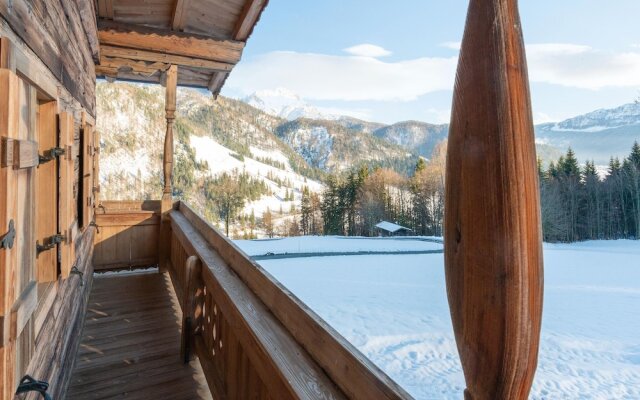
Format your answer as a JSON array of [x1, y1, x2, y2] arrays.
[[97, 83, 417, 230], [275, 118, 414, 173], [373, 121, 449, 159], [243, 88, 336, 121], [535, 103, 640, 165]]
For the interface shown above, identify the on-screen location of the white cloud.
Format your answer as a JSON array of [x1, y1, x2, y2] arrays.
[[227, 51, 457, 102], [632, 44, 640, 49], [425, 108, 451, 124], [527, 44, 640, 90], [227, 43, 640, 104], [440, 41, 461, 51], [343, 44, 392, 58]]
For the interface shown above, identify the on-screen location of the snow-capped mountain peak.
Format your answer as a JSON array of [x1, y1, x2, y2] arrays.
[[243, 88, 337, 121], [551, 102, 640, 132]]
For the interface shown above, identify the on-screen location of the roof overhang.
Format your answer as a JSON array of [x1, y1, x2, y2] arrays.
[[94, 0, 268, 96]]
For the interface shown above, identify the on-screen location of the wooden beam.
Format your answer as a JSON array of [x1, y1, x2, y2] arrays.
[[172, 0, 191, 31], [77, 0, 101, 61], [98, 20, 245, 64], [99, 56, 169, 77], [100, 45, 234, 72], [207, 71, 228, 96], [233, 0, 268, 41], [98, 0, 114, 19], [444, 0, 543, 399]]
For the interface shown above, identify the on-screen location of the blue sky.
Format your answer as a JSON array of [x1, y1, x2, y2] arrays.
[[223, 0, 640, 124]]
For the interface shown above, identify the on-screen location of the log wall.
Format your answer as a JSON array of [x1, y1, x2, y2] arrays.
[[0, 0, 97, 114], [0, 4, 98, 397]]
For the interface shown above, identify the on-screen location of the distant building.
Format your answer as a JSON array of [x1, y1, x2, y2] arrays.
[[375, 221, 413, 237]]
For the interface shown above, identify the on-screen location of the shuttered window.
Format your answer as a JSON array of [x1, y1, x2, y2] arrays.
[[58, 111, 75, 278]]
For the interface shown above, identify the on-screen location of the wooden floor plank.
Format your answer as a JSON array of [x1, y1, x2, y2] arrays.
[[67, 271, 212, 400]]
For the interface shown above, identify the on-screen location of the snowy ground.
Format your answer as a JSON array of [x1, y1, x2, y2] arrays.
[[234, 238, 640, 400], [235, 236, 443, 256]]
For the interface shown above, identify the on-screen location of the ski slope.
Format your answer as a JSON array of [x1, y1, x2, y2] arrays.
[[234, 238, 640, 399]]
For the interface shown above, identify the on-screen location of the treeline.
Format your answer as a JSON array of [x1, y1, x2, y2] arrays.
[[540, 142, 640, 242], [203, 170, 269, 236], [299, 142, 447, 237]]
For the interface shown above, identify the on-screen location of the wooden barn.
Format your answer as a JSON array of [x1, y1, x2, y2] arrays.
[[375, 221, 413, 237], [0, 1, 543, 399]]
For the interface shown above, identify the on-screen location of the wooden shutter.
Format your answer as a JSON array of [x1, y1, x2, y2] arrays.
[[36, 102, 58, 283], [0, 67, 40, 398], [81, 113, 94, 229], [93, 130, 101, 205], [59, 112, 75, 278]]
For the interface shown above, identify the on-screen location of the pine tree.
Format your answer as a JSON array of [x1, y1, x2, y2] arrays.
[[262, 209, 274, 238], [300, 187, 311, 235]]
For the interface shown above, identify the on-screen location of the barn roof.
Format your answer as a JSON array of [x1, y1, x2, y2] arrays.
[[93, 0, 269, 96], [375, 221, 412, 233]]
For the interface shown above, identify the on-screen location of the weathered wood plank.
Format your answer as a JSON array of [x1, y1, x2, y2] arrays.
[[0, 0, 96, 114], [36, 101, 58, 283], [98, 20, 245, 64], [171, 210, 346, 400], [100, 45, 234, 72], [77, 0, 100, 61], [67, 272, 212, 400], [172, 0, 191, 31], [58, 112, 76, 279], [9, 281, 37, 342], [444, 1, 544, 399], [233, 0, 269, 41]]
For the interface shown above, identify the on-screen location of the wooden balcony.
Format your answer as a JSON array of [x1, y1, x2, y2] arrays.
[[71, 200, 411, 399]]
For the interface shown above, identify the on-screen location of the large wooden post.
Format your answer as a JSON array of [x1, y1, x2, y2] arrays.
[[159, 65, 177, 272], [444, 1, 544, 399], [162, 65, 177, 211]]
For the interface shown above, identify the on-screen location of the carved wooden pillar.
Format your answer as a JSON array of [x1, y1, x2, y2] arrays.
[[444, 1, 544, 399], [160, 65, 178, 273], [162, 64, 177, 211]]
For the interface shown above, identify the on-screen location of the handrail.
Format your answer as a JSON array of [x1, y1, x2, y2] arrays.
[[170, 201, 412, 400], [170, 209, 344, 399]]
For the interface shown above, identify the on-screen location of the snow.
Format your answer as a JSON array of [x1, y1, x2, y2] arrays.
[[236, 238, 640, 399], [190, 135, 324, 216], [235, 236, 443, 256], [375, 221, 412, 233]]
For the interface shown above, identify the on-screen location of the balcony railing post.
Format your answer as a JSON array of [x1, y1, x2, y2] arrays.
[[159, 65, 177, 273], [444, 0, 544, 399], [181, 255, 202, 363]]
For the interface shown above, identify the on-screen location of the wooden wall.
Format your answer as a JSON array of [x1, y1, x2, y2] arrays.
[[1, 3, 98, 397], [0, 0, 97, 115]]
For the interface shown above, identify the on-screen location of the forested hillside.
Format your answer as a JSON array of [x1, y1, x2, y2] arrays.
[[97, 82, 640, 241]]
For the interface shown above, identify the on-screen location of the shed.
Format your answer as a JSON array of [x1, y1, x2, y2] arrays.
[[375, 221, 413, 237]]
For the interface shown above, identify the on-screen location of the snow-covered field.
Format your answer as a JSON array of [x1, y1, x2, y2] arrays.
[[234, 238, 640, 399], [235, 236, 443, 256]]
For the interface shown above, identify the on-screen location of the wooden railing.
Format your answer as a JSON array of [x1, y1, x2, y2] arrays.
[[167, 201, 412, 400], [93, 200, 161, 270]]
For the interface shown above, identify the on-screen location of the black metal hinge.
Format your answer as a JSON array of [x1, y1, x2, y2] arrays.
[[0, 220, 15, 250], [36, 234, 66, 256], [16, 375, 51, 400], [38, 147, 65, 165]]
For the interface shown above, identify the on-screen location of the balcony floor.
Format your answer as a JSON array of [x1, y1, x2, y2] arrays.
[[67, 271, 212, 400]]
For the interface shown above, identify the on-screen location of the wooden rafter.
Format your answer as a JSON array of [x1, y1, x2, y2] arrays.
[[171, 0, 191, 31], [100, 45, 233, 72], [98, 0, 114, 19], [98, 20, 245, 64], [233, 0, 268, 40], [207, 71, 228, 96]]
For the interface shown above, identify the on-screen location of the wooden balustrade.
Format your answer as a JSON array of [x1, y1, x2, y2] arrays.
[[166, 201, 412, 400], [93, 200, 161, 270]]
